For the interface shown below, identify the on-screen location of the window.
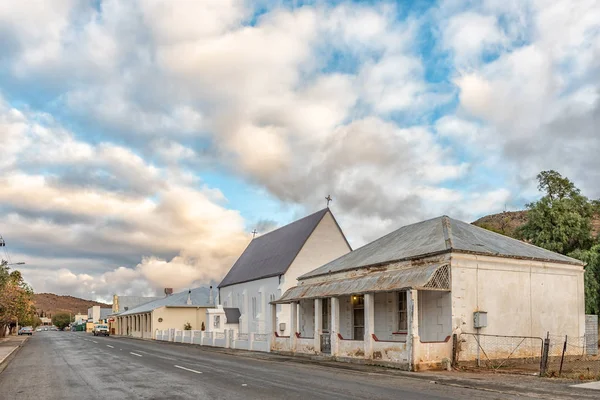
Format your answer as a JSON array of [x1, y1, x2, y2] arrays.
[[252, 297, 257, 318], [398, 291, 407, 332], [352, 295, 364, 340], [214, 315, 221, 329]]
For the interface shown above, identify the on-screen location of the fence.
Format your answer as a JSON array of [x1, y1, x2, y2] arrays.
[[456, 328, 600, 379], [544, 333, 600, 379], [154, 329, 271, 353], [457, 333, 543, 371]]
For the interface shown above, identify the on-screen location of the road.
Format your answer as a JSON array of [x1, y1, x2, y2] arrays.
[[0, 332, 528, 399]]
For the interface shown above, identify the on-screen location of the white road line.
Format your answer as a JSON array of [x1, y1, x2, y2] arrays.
[[174, 365, 202, 374], [92, 341, 98, 343], [106, 345, 114, 348], [130, 352, 143, 357]]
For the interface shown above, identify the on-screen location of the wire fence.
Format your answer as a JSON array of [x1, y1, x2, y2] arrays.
[[456, 330, 600, 380], [457, 333, 543, 370], [544, 334, 600, 379]]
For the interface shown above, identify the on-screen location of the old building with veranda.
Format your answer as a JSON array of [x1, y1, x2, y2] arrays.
[[272, 216, 585, 370]]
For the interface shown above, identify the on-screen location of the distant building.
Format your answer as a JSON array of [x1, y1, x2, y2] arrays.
[[40, 317, 52, 326], [88, 305, 112, 324], [218, 208, 351, 336], [115, 287, 215, 339]]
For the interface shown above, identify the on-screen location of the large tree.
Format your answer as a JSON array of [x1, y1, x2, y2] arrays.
[[51, 312, 73, 331], [0, 261, 36, 337], [570, 245, 600, 315], [518, 170, 594, 255]]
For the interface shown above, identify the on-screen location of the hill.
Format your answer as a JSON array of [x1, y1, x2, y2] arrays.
[[34, 293, 110, 318], [472, 210, 600, 238]]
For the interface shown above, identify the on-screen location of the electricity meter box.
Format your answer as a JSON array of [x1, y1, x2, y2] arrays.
[[473, 311, 487, 328]]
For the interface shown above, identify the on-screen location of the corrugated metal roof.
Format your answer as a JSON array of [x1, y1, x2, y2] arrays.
[[301, 216, 583, 279], [276, 262, 449, 303], [117, 296, 163, 313], [118, 287, 211, 316], [218, 208, 333, 288], [224, 307, 241, 324]]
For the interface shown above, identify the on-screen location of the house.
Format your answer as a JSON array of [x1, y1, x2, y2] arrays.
[[218, 208, 351, 336], [272, 216, 585, 370], [108, 294, 163, 334], [115, 287, 214, 339], [87, 306, 112, 323]]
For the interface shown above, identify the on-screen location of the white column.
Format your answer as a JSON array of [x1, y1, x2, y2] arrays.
[[331, 297, 340, 356], [289, 302, 298, 352], [364, 293, 375, 359], [407, 289, 418, 371], [269, 303, 277, 352], [314, 298, 322, 353]]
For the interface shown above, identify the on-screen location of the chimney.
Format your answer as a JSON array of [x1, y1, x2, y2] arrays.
[[186, 289, 192, 305], [164, 288, 173, 297], [209, 286, 214, 305]]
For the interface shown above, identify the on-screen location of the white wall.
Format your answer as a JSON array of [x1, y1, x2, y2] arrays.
[[218, 276, 280, 334], [418, 290, 451, 342], [451, 254, 585, 339]]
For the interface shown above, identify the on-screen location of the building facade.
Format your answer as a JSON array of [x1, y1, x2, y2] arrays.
[[218, 208, 351, 336], [272, 216, 585, 370], [115, 287, 213, 339]]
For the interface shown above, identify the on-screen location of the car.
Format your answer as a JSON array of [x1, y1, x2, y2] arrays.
[[35, 327, 42, 332], [43, 327, 48, 331], [93, 324, 110, 336], [18, 326, 33, 335]]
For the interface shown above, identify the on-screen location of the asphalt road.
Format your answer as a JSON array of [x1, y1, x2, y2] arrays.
[[0, 332, 523, 400]]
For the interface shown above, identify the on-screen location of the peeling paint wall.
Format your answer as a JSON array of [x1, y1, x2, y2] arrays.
[[372, 341, 408, 363], [338, 339, 364, 358], [414, 340, 452, 370], [296, 337, 316, 354], [271, 336, 291, 352]]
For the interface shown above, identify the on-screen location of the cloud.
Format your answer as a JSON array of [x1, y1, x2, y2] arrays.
[[0, 0, 598, 300]]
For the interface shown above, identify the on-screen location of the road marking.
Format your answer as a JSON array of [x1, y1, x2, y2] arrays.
[[242, 384, 248, 387], [130, 352, 143, 357], [92, 341, 98, 343], [174, 365, 202, 374], [106, 345, 114, 348]]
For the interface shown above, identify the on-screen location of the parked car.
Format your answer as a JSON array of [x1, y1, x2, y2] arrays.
[[18, 326, 33, 335], [93, 325, 110, 336], [35, 327, 42, 332]]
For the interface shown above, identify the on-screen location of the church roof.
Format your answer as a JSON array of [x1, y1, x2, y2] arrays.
[[218, 208, 346, 288], [300, 215, 583, 279]]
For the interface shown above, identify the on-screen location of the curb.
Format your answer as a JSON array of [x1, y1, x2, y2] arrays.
[[0, 336, 29, 374]]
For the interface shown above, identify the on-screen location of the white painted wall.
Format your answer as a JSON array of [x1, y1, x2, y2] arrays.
[[451, 254, 585, 339], [219, 210, 351, 336], [218, 276, 280, 334], [418, 290, 451, 342]]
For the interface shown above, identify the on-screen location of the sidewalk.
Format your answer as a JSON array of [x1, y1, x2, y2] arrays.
[[0, 335, 29, 371], [117, 334, 599, 399]]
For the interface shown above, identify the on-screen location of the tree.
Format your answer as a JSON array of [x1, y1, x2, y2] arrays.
[[183, 322, 192, 330], [518, 171, 593, 254], [0, 261, 36, 337], [570, 245, 600, 315], [536, 170, 580, 201], [51, 313, 73, 330]]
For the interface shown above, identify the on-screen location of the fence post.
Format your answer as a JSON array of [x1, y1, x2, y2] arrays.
[[540, 332, 550, 376], [224, 330, 230, 349], [452, 334, 459, 367], [559, 335, 567, 377]]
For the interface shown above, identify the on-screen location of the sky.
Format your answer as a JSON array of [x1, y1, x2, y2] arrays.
[[0, 0, 598, 302]]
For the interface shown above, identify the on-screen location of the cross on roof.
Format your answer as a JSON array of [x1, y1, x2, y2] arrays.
[[325, 195, 332, 207], [251, 229, 258, 238]]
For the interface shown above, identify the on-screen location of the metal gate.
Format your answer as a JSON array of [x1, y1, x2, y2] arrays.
[[457, 333, 543, 371], [321, 333, 331, 354]]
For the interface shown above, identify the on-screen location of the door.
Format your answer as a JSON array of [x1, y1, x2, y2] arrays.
[[321, 298, 331, 354]]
